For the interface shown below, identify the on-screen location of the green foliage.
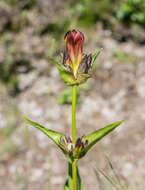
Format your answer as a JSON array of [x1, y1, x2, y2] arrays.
[[11, 10, 30, 32], [117, 0, 145, 26], [39, 19, 70, 39], [58, 87, 81, 105], [23, 117, 123, 161], [0, 106, 19, 137], [3, 0, 36, 8], [0, 34, 32, 95], [72, 0, 117, 27], [3, 0, 20, 6], [113, 50, 138, 64], [0, 37, 19, 94]]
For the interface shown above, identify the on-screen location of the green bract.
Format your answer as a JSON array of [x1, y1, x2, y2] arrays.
[[50, 48, 103, 86], [23, 117, 123, 160]]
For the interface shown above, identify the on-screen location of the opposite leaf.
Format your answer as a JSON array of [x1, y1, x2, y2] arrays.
[[80, 121, 123, 158], [23, 117, 67, 154]]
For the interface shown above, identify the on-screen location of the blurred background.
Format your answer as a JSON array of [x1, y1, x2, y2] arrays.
[[0, 0, 145, 189]]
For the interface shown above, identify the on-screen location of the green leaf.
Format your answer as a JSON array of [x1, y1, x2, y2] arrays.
[[50, 58, 67, 72], [63, 159, 84, 190], [91, 48, 103, 67], [81, 121, 123, 157], [58, 87, 81, 105], [22, 117, 66, 154]]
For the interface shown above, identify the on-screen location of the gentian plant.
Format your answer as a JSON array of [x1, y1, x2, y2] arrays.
[[23, 29, 123, 190]]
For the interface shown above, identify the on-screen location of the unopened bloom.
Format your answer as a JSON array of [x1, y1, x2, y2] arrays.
[[63, 30, 92, 79], [52, 29, 102, 86], [59, 135, 88, 160]]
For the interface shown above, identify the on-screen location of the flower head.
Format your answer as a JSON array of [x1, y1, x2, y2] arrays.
[[64, 30, 91, 78], [52, 29, 102, 86], [59, 135, 88, 160]]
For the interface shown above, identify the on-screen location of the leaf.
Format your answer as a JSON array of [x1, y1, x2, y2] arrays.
[[50, 58, 67, 72], [91, 48, 103, 67], [58, 87, 81, 105], [81, 121, 123, 157], [63, 159, 84, 190], [22, 117, 66, 154]]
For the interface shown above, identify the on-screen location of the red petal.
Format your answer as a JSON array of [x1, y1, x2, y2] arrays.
[[74, 31, 84, 56], [64, 30, 84, 63]]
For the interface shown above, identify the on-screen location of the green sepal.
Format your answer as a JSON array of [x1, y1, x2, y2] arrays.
[[51, 58, 91, 86], [91, 48, 103, 67], [79, 121, 123, 158], [50, 58, 68, 72], [22, 117, 67, 155], [63, 159, 84, 190]]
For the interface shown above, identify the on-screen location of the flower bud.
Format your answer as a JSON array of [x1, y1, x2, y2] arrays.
[[59, 135, 89, 160], [52, 29, 102, 86]]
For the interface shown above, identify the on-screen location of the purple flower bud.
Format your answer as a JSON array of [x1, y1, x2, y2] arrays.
[[75, 138, 82, 148], [84, 54, 92, 74], [66, 136, 72, 143]]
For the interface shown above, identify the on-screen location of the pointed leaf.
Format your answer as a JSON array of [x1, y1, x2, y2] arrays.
[[91, 48, 103, 67], [81, 121, 123, 157], [23, 117, 66, 154], [50, 58, 67, 72]]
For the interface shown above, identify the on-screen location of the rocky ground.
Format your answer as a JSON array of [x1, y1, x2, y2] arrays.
[[0, 1, 145, 190]]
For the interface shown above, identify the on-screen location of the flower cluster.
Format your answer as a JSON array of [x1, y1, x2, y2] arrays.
[[60, 135, 88, 160]]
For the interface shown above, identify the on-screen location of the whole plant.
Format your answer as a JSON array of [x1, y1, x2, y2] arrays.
[[23, 29, 123, 190]]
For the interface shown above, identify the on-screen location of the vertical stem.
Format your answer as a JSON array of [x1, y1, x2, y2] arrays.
[[72, 85, 77, 190], [72, 85, 77, 144], [72, 160, 77, 190]]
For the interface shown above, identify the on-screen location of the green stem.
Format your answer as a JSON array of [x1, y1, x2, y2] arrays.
[[72, 85, 77, 144], [72, 160, 77, 190], [72, 85, 77, 190]]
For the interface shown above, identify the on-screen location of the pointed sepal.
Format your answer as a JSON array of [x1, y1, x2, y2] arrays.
[[51, 58, 91, 86], [90, 48, 103, 67]]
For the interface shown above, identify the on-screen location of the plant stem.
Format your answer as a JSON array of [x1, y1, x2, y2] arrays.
[[72, 159, 77, 190], [72, 85, 77, 190], [72, 85, 77, 144]]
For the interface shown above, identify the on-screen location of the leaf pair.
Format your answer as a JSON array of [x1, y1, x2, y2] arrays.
[[23, 117, 123, 160]]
